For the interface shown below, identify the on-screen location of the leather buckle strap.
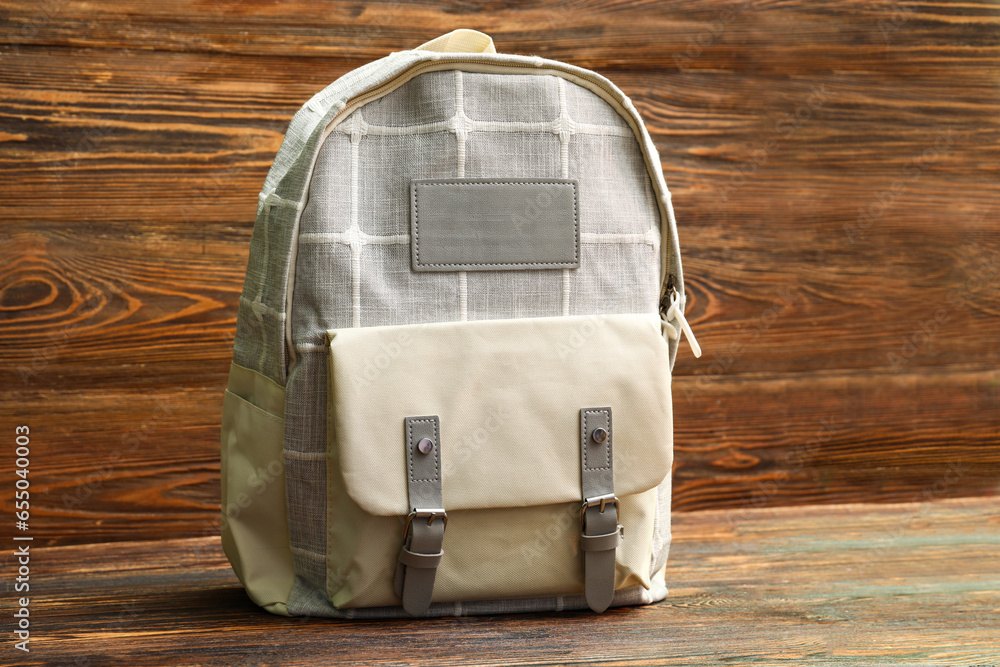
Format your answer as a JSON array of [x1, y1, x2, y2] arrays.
[[395, 416, 446, 616], [403, 509, 448, 537], [581, 525, 624, 552], [579, 407, 619, 613], [398, 545, 443, 569], [581, 493, 619, 524]]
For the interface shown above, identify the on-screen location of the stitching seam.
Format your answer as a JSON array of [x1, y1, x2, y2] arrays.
[[583, 408, 611, 471], [407, 417, 439, 483]]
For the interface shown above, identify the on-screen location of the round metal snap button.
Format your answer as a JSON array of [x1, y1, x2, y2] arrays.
[[417, 437, 435, 454], [592, 428, 608, 444]]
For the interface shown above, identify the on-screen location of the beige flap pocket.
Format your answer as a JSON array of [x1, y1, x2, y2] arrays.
[[325, 314, 672, 608], [328, 313, 672, 514]]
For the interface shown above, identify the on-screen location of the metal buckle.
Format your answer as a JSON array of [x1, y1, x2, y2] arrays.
[[580, 493, 619, 525], [403, 508, 448, 538]]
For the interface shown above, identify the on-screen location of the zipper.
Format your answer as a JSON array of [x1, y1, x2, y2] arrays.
[[319, 53, 675, 284], [659, 275, 701, 358], [288, 53, 688, 366], [345, 55, 629, 124]]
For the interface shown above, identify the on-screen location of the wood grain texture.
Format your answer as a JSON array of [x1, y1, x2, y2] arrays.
[[1, 0, 998, 545], [1, 371, 996, 547], [2, 1, 998, 69], [7, 498, 999, 666]]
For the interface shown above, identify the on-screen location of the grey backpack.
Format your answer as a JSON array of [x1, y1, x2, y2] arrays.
[[220, 29, 700, 618]]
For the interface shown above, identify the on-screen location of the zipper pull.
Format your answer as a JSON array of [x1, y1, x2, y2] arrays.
[[659, 278, 702, 358]]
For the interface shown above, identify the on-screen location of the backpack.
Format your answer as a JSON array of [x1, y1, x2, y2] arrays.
[[220, 29, 700, 618]]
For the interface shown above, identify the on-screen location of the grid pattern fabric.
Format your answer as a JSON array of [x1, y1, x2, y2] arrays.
[[281, 67, 667, 611], [232, 51, 688, 387]]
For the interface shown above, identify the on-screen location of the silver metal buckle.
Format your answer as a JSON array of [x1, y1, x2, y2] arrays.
[[403, 508, 448, 538], [580, 493, 619, 524]]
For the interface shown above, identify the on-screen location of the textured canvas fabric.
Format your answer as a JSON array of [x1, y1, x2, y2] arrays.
[[286, 574, 667, 620], [327, 314, 670, 515], [229, 47, 689, 617]]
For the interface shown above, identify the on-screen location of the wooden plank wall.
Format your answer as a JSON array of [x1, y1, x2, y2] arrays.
[[1, 1, 998, 546]]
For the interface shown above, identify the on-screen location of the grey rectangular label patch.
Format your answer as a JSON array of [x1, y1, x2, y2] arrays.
[[410, 178, 579, 271]]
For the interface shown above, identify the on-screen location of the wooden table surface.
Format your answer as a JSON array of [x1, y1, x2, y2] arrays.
[[9, 497, 998, 666]]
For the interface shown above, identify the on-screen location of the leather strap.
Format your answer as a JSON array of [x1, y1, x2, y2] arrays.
[[581, 527, 624, 553], [580, 407, 620, 613], [394, 415, 446, 616], [398, 546, 443, 569]]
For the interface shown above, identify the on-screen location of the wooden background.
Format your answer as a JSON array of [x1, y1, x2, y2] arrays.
[[1, 0, 998, 548]]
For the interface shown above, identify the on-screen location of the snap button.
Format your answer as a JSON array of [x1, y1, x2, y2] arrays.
[[592, 427, 608, 445], [417, 437, 434, 454]]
